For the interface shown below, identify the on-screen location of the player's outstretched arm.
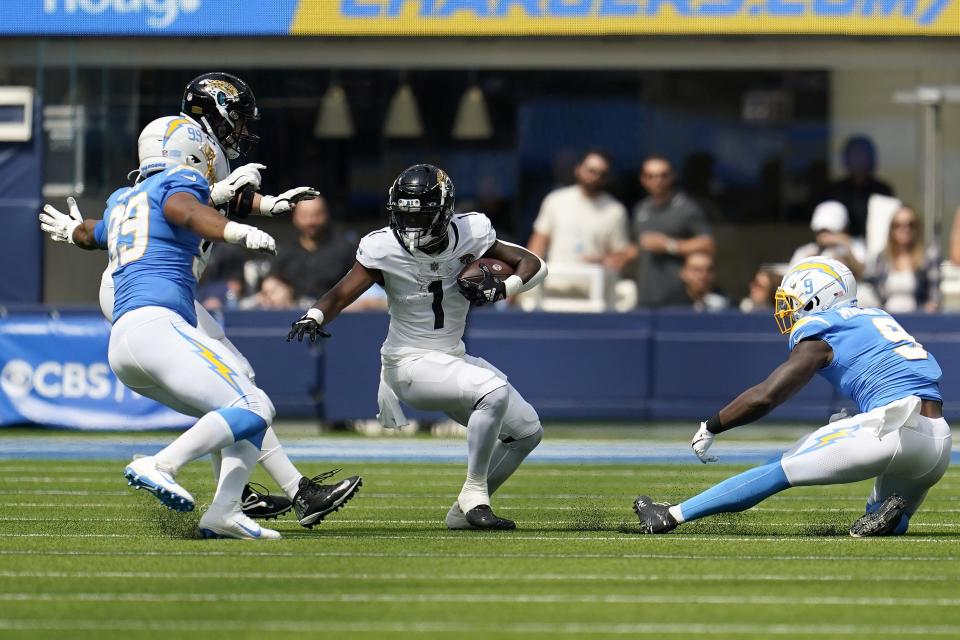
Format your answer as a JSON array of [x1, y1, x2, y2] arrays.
[[692, 338, 832, 463], [713, 338, 832, 432], [482, 240, 548, 296], [39, 197, 103, 251], [163, 192, 276, 255], [287, 262, 381, 342]]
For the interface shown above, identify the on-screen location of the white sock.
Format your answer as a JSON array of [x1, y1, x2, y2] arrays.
[[458, 386, 509, 512], [211, 440, 259, 509], [209, 450, 222, 482], [154, 411, 234, 475], [668, 505, 686, 524], [486, 428, 543, 495], [257, 427, 303, 500]]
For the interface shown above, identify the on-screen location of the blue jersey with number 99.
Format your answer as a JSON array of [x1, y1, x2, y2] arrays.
[[93, 166, 210, 326], [788, 306, 942, 412]]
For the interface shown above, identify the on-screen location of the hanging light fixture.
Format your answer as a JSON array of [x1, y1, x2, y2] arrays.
[[452, 83, 492, 140], [314, 75, 354, 139], [383, 75, 423, 138]]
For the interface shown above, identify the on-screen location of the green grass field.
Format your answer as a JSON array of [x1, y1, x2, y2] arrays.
[[2, 458, 959, 639]]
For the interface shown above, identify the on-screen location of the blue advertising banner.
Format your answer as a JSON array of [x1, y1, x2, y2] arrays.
[[0, 313, 192, 430], [3, 1, 299, 36]]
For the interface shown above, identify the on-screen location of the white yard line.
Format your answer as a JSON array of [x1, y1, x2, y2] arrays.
[[0, 570, 953, 583], [0, 548, 954, 561], [0, 620, 956, 635], [0, 592, 958, 607]]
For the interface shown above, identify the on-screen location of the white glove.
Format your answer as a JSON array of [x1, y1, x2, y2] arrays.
[[259, 186, 320, 217], [223, 221, 276, 255], [209, 163, 265, 206], [692, 421, 718, 464], [828, 408, 848, 423], [39, 197, 83, 244]]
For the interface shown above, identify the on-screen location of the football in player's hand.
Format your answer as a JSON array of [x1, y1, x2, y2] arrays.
[[457, 258, 514, 287]]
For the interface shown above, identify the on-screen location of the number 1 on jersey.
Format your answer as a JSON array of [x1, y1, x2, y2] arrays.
[[428, 280, 444, 329]]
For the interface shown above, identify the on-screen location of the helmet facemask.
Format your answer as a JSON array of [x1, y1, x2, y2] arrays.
[[389, 206, 449, 252], [774, 288, 813, 335]]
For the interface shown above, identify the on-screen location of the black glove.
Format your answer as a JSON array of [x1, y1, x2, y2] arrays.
[[457, 263, 507, 307], [286, 315, 332, 343]]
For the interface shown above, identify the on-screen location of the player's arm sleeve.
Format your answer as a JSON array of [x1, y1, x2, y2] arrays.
[[159, 168, 212, 210], [356, 234, 384, 271], [472, 213, 497, 255], [788, 316, 833, 352], [92, 219, 108, 249]]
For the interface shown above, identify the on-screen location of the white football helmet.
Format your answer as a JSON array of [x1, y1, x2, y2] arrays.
[[774, 256, 857, 334], [136, 116, 224, 184]]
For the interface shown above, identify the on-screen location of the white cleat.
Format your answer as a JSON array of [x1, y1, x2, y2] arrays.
[[198, 505, 281, 540], [445, 501, 472, 530], [123, 456, 195, 512]]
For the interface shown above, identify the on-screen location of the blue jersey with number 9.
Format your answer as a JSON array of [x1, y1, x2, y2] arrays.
[[788, 306, 942, 412], [93, 166, 210, 326]]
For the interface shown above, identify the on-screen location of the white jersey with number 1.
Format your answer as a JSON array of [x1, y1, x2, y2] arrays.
[[356, 212, 496, 366]]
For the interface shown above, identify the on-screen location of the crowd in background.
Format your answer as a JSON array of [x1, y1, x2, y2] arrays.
[[199, 134, 955, 316]]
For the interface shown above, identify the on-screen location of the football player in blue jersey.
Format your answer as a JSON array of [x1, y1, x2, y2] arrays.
[[40, 73, 361, 531], [42, 117, 360, 539], [633, 257, 952, 537]]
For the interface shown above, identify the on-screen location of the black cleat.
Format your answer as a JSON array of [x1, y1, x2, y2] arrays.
[[849, 494, 907, 538], [464, 505, 516, 530], [241, 483, 293, 521], [633, 495, 679, 534], [293, 469, 362, 529]]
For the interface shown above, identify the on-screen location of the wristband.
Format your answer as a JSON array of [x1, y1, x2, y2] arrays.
[[222, 221, 249, 245], [705, 414, 723, 434], [666, 239, 679, 255], [230, 186, 256, 219], [503, 275, 524, 297], [306, 308, 324, 325]]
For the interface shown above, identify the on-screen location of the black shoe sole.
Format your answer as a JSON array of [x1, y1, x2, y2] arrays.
[[243, 503, 294, 521], [300, 476, 363, 529], [850, 494, 907, 538]]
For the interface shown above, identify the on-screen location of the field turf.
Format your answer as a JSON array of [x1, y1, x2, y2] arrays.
[[1, 458, 959, 639]]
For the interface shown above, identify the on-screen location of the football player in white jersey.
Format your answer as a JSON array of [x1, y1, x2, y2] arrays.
[[288, 164, 548, 530], [39, 73, 361, 528]]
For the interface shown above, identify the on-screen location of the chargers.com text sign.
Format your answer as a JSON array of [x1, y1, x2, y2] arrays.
[[0, 0, 956, 34]]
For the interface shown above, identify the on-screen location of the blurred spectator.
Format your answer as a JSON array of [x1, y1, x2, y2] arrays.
[[627, 155, 715, 307], [826, 135, 894, 238], [677, 251, 728, 312], [273, 196, 356, 301], [740, 269, 775, 313], [868, 205, 940, 313], [527, 149, 630, 272], [949, 206, 960, 266], [789, 200, 866, 276], [238, 273, 299, 310]]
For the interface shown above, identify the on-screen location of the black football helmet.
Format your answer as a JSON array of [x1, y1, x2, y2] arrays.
[[386, 164, 456, 252], [181, 72, 260, 160]]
